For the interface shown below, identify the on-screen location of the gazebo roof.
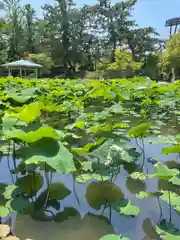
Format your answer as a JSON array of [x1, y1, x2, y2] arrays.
[[1, 60, 43, 68]]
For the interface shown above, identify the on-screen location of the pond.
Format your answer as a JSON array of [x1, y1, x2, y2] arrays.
[[0, 77, 179, 240], [0, 137, 179, 240]]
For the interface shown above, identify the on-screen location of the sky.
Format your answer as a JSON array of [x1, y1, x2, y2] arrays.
[[12, 0, 180, 38]]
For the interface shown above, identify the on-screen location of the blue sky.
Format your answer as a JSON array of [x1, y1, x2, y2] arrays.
[[20, 0, 180, 39]]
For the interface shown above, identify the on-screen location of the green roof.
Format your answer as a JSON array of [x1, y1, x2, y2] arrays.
[[1, 60, 43, 68]]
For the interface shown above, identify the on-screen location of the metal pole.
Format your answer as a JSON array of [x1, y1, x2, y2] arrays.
[[20, 68, 22, 77]]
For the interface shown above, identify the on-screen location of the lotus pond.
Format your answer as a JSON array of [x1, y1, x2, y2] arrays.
[[0, 77, 179, 240]]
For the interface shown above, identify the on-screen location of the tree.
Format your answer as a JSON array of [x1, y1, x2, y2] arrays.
[[2, 0, 24, 61], [125, 27, 160, 61], [159, 33, 180, 81], [26, 53, 53, 74], [108, 48, 142, 75], [0, 0, 161, 78], [23, 4, 36, 53]]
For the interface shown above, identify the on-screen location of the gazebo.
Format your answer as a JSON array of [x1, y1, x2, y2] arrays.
[[1, 59, 43, 78]]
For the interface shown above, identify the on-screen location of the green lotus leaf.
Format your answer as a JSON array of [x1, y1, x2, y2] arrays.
[[2, 114, 27, 133], [72, 138, 105, 155], [3, 184, 22, 200], [9, 102, 42, 123], [86, 182, 124, 210], [110, 103, 124, 113], [31, 208, 53, 221], [120, 201, 140, 216], [126, 177, 146, 194], [48, 183, 71, 200], [110, 145, 140, 165], [149, 163, 179, 180], [6, 89, 35, 103], [0, 206, 9, 218], [54, 207, 80, 221], [161, 145, 180, 154], [46, 199, 60, 211], [74, 120, 85, 129], [6, 196, 29, 213], [160, 191, 180, 213], [128, 122, 152, 138], [16, 173, 43, 196], [76, 173, 109, 183], [156, 219, 180, 239], [21, 139, 75, 173], [131, 172, 147, 180], [5, 126, 60, 143], [142, 218, 161, 240], [100, 234, 129, 240], [169, 176, 180, 186], [136, 191, 162, 199]]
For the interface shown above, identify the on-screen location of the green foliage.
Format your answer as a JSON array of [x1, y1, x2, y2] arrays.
[[0, 206, 9, 217], [5, 126, 60, 143], [161, 145, 180, 154], [48, 183, 71, 200], [159, 33, 180, 78], [108, 49, 142, 75], [54, 207, 80, 221], [0, 76, 179, 240], [85, 182, 124, 210], [119, 200, 140, 216], [128, 122, 152, 138], [156, 219, 180, 239], [149, 163, 179, 180], [100, 234, 129, 240], [9, 101, 42, 122], [26, 53, 53, 74]]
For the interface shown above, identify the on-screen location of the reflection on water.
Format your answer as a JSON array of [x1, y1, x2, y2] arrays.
[[0, 138, 180, 240], [15, 214, 114, 240]]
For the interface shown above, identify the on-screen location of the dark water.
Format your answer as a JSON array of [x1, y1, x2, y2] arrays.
[[0, 137, 179, 240]]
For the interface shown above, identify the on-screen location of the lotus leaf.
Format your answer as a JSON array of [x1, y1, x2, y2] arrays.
[[54, 207, 80, 221], [3, 184, 21, 200], [76, 173, 109, 183], [100, 234, 129, 240], [48, 183, 71, 200], [85, 182, 124, 210], [169, 176, 180, 186], [136, 191, 162, 199], [160, 191, 180, 213], [9, 102, 42, 123], [0, 206, 9, 217], [16, 173, 43, 196], [142, 218, 161, 240], [161, 145, 180, 154], [128, 122, 152, 138], [120, 201, 140, 216], [5, 126, 60, 143], [6, 196, 29, 213], [156, 219, 180, 239], [126, 177, 146, 194], [21, 139, 75, 173], [149, 163, 179, 180], [131, 172, 147, 180]]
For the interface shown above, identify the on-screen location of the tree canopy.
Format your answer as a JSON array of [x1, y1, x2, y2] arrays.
[[0, 0, 169, 78]]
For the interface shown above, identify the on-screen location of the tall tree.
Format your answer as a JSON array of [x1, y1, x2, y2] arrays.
[[23, 4, 36, 53], [2, 0, 24, 60]]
